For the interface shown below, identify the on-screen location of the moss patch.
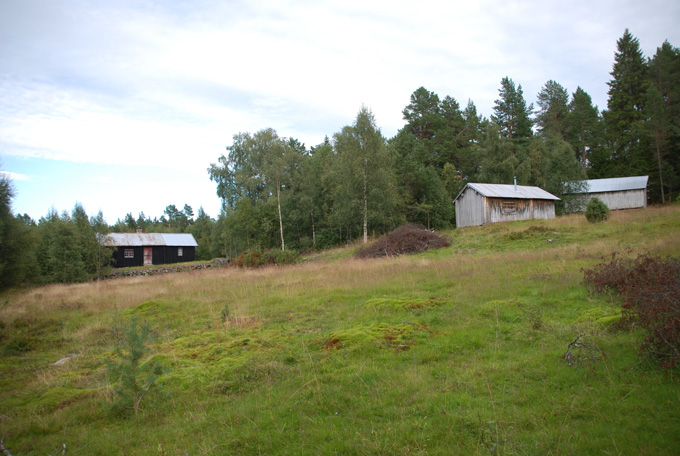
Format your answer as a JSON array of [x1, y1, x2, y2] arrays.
[[364, 297, 443, 311], [324, 322, 431, 351], [577, 307, 622, 329], [24, 387, 97, 413]]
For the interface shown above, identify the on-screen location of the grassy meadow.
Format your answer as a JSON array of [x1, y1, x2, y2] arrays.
[[1, 206, 680, 455]]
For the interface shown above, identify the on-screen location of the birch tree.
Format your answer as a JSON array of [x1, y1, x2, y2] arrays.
[[208, 128, 303, 251], [333, 107, 398, 244]]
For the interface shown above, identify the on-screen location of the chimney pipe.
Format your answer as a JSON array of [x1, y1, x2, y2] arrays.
[[514, 176, 517, 192]]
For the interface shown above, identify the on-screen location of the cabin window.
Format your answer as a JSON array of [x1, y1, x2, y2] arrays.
[[124, 249, 134, 258], [502, 200, 516, 214], [178, 247, 183, 257]]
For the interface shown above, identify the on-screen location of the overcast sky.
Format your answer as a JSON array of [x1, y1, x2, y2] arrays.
[[2, 0, 679, 223]]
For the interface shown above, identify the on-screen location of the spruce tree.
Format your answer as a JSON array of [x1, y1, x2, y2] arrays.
[[37, 211, 88, 284], [604, 29, 649, 177], [646, 40, 680, 202], [565, 87, 603, 175], [90, 210, 113, 279], [0, 174, 34, 289]]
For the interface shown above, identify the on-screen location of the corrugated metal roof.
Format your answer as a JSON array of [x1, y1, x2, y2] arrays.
[[580, 176, 649, 194], [455, 183, 560, 201], [104, 233, 198, 247]]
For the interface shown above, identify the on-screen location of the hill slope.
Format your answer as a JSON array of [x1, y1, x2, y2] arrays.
[[1, 207, 679, 455]]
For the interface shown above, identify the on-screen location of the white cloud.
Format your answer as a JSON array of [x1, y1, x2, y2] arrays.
[[1, 0, 679, 220], [0, 171, 31, 181]]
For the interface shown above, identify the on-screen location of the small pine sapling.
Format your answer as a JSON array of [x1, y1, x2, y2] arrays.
[[106, 316, 164, 416]]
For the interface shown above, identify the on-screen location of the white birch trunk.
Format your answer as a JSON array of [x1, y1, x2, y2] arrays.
[[311, 209, 316, 247], [363, 158, 368, 244], [277, 177, 285, 251]]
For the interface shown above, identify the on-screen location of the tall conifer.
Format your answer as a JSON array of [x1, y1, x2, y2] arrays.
[[605, 29, 648, 176], [565, 87, 602, 175]]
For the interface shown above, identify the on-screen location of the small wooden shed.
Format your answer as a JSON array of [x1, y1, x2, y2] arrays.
[[569, 176, 648, 211], [454, 183, 560, 228], [104, 232, 198, 268]]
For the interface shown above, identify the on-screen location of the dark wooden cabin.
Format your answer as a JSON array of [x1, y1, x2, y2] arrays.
[[104, 232, 198, 268]]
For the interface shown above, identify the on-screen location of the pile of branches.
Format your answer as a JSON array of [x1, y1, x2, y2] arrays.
[[356, 224, 450, 259], [583, 253, 680, 369]]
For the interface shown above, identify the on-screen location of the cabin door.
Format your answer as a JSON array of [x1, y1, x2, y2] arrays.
[[143, 247, 153, 266]]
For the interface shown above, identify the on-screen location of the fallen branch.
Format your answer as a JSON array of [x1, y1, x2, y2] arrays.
[[1, 432, 14, 456], [563, 333, 607, 367]]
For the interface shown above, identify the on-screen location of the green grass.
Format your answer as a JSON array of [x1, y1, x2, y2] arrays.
[[1, 206, 679, 455]]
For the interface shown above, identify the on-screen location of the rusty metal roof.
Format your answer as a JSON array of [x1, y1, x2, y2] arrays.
[[579, 176, 649, 194], [104, 233, 198, 247], [455, 183, 560, 202]]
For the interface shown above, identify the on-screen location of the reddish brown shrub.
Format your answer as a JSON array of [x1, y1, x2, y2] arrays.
[[235, 250, 261, 268], [355, 224, 450, 259], [583, 253, 680, 369]]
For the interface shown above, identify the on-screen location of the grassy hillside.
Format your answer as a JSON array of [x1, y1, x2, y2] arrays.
[[1, 207, 679, 455]]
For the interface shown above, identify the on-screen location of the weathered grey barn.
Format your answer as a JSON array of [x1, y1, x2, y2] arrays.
[[568, 176, 649, 211], [454, 183, 560, 228], [104, 232, 198, 268]]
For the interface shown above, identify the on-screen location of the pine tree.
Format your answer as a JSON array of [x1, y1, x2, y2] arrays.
[[476, 123, 530, 185], [459, 100, 485, 180], [492, 77, 533, 141], [535, 80, 570, 138], [402, 87, 442, 141], [106, 316, 164, 416]]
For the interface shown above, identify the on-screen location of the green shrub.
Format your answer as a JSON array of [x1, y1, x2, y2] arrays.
[[585, 197, 610, 223], [263, 248, 299, 265], [235, 249, 299, 268]]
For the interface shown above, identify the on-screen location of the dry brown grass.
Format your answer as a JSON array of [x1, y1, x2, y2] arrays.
[[2, 205, 678, 328], [223, 315, 260, 330]]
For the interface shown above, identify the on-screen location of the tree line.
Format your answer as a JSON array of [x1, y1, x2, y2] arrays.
[[0, 196, 221, 289], [1, 30, 678, 289], [208, 30, 679, 254]]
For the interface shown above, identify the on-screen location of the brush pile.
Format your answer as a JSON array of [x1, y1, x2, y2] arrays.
[[356, 224, 450, 259]]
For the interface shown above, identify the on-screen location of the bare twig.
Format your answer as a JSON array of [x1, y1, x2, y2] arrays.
[[1, 432, 14, 456], [563, 333, 607, 367]]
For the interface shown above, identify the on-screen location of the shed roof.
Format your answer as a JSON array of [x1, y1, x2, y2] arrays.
[[578, 176, 649, 194], [104, 233, 198, 247], [454, 183, 560, 202]]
